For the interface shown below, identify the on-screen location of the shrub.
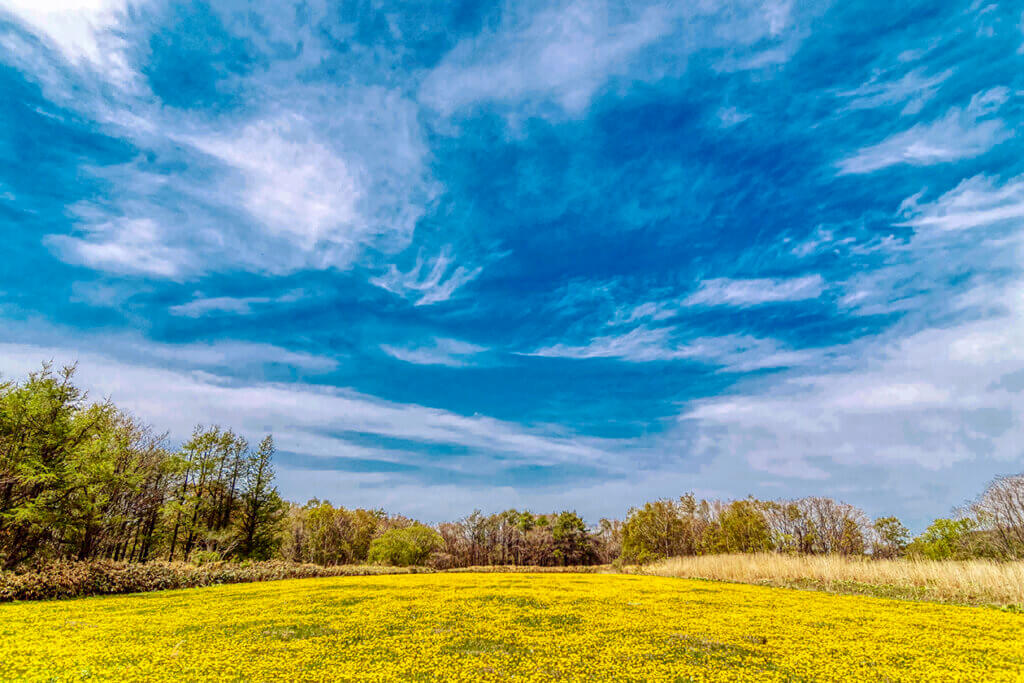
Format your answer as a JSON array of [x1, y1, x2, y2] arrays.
[[0, 561, 423, 602], [191, 551, 222, 566], [907, 518, 976, 560], [368, 525, 443, 566]]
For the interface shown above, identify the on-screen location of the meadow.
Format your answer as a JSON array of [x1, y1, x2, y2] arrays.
[[637, 553, 1024, 607], [2, 573, 1022, 681]]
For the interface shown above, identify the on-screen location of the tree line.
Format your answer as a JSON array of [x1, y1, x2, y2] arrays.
[[2, 363, 1023, 570]]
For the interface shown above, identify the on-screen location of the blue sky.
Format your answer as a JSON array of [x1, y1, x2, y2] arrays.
[[1, 0, 1023, 528]]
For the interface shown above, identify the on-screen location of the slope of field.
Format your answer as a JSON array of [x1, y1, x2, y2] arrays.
[[1, 573, 1022, 681]]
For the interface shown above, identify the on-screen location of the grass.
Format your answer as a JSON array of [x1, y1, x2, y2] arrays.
[[1, 572, 1022, 681], [633, 553, 1024, 608]]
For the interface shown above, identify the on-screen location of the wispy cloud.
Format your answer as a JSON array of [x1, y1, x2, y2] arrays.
[[716, 106, 752, 128], [421, 0, 812, 119], [45, 217, 192, 279], [835, 67, 954, 116], [420, 1, 675, 118], [532, 326, 816, 370], [0, 340, 618, 472], [686, 170, 1024, 482], [684, 289, 1024, 477], [683, 275, 825, 308], [897, 174, 1024, 232], [188, 115, 364, 251], [371, 249, 482, 306], [169, 290, 304, 318], [837, 87, 1013, 174], [0, 0, 141, 82], [380, 337, 488, 367]]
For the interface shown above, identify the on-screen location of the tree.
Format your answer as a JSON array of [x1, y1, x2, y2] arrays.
[[0, 364, 108, 568], [907, 518, 976, 560], [970, 474, 1024, 559], [368, 524, 442, 566], [709, 499, 774, 554], [235, 436, 285, 560], [872, 516, 909, 559], [551, 511, 592, 565], [620, 496, 710, 563]]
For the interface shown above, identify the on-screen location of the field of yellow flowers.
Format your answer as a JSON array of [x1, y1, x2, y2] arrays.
[[1, 573, 1022, 681]]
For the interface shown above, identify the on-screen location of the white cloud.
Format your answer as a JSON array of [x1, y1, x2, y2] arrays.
[[533, 326, 676, 362], [683, 275, 825, 307], [716, 106, 752, 127], [0, 0, 135, 66], [686, 174, 1024, 480], [371, 249, 482, 306], [188, 116, 363, 251], [46, 94, 438, 279], [533, 326, 816, 370], [837, 88, 1013, 174], [380, 337, 488, 367], [0, 341, 618, 473], [44, 217, 191, 279], [421, 1, 675, 117], [169, 290, 304, 318], [685, 296, 1024, 475], [421, 0, 811, 119], [835, 67, 953, 116], [897, 174, 1024, 232]]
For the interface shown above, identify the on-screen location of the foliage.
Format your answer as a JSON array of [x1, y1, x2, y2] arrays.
[[907, 518, 979, 560], [622, 497, 706, 563], [872, 516, 910, 559], [0, 560, 421, 602], [368, 525, 443, 566], [0, 365, 291, 569], [235, 436, 286, 560], [709, 499, 775, 554]]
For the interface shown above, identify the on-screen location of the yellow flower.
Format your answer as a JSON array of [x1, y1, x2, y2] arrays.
[[0, 573, 1021, 681]]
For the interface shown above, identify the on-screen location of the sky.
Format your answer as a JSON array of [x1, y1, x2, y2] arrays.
[[1, 0, 1023, 529]]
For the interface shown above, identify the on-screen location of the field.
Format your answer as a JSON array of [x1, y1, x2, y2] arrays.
[[637, 554, 1024, 607], [2, 574, 1023, 681]]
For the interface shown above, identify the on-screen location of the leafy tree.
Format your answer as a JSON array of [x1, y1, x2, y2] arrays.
[[551, 511, 592, 565], [235, 436, 285, 560], [621, 496, 710, 563], [907, 518, 976, 560], [368, 524, 442, 566], [872, 516, 909, 559], [708, 499, 774, 554]]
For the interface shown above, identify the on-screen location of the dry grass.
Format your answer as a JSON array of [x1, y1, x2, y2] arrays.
[[444, 565, 611, 573], [633, 554, 1024, 608]]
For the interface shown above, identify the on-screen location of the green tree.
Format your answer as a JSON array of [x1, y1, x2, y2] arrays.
[[551, 511, 592, 565], [872, 516, 909, 559], [708, 499, 774, 554], [621, 496, 709, 563], [0, 364, 108, 568], [235, 435, 285, 560], [907, 518, 975, 560], [368, 524, 442, 566]]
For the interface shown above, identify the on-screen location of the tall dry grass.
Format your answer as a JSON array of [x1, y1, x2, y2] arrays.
[[634, 554, 1024, 607]]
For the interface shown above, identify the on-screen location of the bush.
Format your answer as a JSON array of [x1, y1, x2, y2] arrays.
[[368, 525, 443, 566], [191, 550, 222, 566], [0, 561, 424, 602]]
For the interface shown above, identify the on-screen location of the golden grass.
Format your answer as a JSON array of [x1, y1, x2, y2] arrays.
[[634, 553, 1024, 607]]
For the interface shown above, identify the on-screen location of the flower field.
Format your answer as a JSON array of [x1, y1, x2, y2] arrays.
[[1, 573, 1022, 681]]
